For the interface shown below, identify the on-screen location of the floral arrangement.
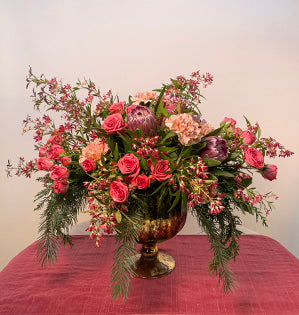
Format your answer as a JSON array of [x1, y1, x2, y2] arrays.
[[7, 68, 293, 300]]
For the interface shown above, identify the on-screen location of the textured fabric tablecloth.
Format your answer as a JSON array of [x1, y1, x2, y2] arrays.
[[0, 235, 298, 315]]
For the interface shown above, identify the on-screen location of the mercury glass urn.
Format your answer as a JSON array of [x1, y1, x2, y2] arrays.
[[132, 196, 187, 278]]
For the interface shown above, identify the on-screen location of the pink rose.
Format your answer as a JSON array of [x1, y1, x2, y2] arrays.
[[241, 131, 256, 145], [47, 133, 63, 145], [109, 102, 125, 115], [82, 159, 96, 172], [50, 165, 69, 181], [149, 159, 172, 182], [132, 174, 150, 189], [53, 179, 69, 194], [47, 145, 65, 160], [262, 165, 277, 181], [118, 153, 140, 177], [222, 117, 236, 126], [37, 157, 54, 171], [244, 147, 264, 169], [39, 147, 47, 157], [102, 113, 126, 134], [110, 180, 129, 203], [60, 156, 72, 167]]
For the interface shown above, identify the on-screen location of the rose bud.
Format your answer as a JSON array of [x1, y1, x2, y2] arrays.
[[241, 131, 256, 145], [127, 105, 158, 137], [39, 147, 47, 157], [262, 165, 277, 181], [199, 136, 228, 162]]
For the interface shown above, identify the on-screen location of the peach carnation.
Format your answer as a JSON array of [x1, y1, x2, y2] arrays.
[[199, 122, 214, 138], [132, 92, 157, 105], [79, 138, 109, 164], [165, 113, 202, 146]]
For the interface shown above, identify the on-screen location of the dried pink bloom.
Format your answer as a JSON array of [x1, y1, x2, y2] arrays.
[[199, 137, 228, 162], [127, 105, 158, 137], [165, 113, 202, 146], [262, 164, 277, 181]]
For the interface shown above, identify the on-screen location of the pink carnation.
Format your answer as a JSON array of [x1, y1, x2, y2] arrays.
[[199, 121, 214, 138], [132, 92, 157, 105], [165, 113, 202, 146], [79, 138, 109, 164]]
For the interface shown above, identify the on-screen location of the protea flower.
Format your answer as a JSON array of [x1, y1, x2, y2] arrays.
[[127, 105, 158, 137], [199, 136, 228, 162]]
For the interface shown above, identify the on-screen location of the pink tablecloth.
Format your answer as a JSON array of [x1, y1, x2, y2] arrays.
[[0, 235, 298, 315]]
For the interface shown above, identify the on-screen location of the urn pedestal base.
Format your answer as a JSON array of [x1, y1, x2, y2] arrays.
[[132, 243, 175, 278]]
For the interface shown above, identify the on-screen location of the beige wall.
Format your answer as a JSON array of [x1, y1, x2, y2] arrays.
[[1, 0, 298, 271]]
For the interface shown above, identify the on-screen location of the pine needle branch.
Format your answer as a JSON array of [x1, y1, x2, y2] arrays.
[[110, 210, 143, 301], [35, 182, 87, 267], [192, 204, 241, 294]]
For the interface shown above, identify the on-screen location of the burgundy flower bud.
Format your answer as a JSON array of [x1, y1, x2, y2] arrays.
[[262, 164, 277, 181], [199, 136, 228, 162], [127, 105, 158, 137]]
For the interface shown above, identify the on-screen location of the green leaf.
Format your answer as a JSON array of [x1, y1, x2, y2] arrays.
[[155, 87, 166, 117], [101, 153, 106, 166], [243, 115, 251, 126], [148, 181, 167, 196], [210, 170, 235, 177], [115, 210, 122, 223], [161, 107, 170, 117], [181, 191, 188, 209], [203, 127, 223, 139], [227, 152, 240, 160], [257, 126, 261, 139], [157, 146, 178, 153], [114, 143, 119, 161], [159, 132, 177, 145], [140, 158, 148, 171], [168, 191, 181, 212], [240, 177, 252, 188], [201, 158, 221, 167]]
